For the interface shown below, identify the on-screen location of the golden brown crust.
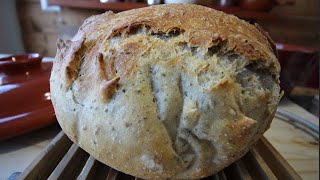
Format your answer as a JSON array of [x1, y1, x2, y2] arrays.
[[100, 76, 120, 101], [75, 4, 279, 76], [50, 4, 281, 179]]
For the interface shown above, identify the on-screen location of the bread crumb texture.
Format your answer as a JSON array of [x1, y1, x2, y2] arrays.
[[50, 4, 281, 179]]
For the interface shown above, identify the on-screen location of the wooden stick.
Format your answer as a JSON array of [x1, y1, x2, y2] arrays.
[[254, 137, 302, 180], [47, 144, 89, 180], [18, 132, 72, 180]]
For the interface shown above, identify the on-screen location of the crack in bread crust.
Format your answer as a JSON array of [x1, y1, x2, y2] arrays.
[[50, 4, 281, 179], [62, 38, 86, 90], [150, 63, 184, 143]]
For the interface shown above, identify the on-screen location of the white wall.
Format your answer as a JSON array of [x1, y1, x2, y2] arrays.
[[0, 0, 25, 54]]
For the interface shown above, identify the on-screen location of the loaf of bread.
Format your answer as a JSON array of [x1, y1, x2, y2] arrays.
[[50, 4, 282, 179]]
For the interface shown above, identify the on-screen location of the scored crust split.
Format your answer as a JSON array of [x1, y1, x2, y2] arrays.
[[50, 4, 282, 179]]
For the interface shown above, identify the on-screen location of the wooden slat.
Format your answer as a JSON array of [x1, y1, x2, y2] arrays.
[[118, 173, 135, 180], [18, 131, 72, 180], [224, 161, 252, 180], [237, 161, 253, 180], [77, 156, 96, 180], [290, 86, 319, 96], [211, 171, 228, 180], [255, 137, 302, 180], [77, 156, 110, 180], [92, 163, 110, 180], [212, 174, 219, 180], [106, 168, 120, 180], [242, 149, 277, 180], [217, 171, 227, 180], [47, 144, 89, 180], [19, 132, 302, 180], [251, 148, 278, 179]]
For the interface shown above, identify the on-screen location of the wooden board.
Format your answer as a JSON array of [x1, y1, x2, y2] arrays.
[[264, 111, 319, 179], [18, 131, 301, 180]]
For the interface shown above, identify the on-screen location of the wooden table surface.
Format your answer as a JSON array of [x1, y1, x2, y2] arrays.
[[0, 98, 318, 180], [264, 98, 319, 180]]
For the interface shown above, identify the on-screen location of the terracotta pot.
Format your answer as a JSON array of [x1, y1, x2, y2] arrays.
[[0, 54, 56, 140]]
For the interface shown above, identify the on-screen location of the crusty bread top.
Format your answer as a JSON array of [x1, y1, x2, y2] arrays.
[[73, 4, 280, 76], [50, 4, 281, 179]]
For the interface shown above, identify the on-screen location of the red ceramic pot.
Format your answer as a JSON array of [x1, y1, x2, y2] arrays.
[[0, 54, 56, 140], [276, 43, 319, 95]]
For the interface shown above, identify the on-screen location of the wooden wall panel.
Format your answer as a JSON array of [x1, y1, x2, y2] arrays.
[[17, 0, 101, 57], [23, 32, 58, 56], [264, 0, 320, 48], [271, 0, 320, 18], [259, 17, 320, 48]]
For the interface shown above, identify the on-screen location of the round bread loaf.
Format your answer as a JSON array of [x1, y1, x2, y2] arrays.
[[50, 4, 282, 179]]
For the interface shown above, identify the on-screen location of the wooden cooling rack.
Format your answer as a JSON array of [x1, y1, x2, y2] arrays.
[[17, 131, 301, 180]]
